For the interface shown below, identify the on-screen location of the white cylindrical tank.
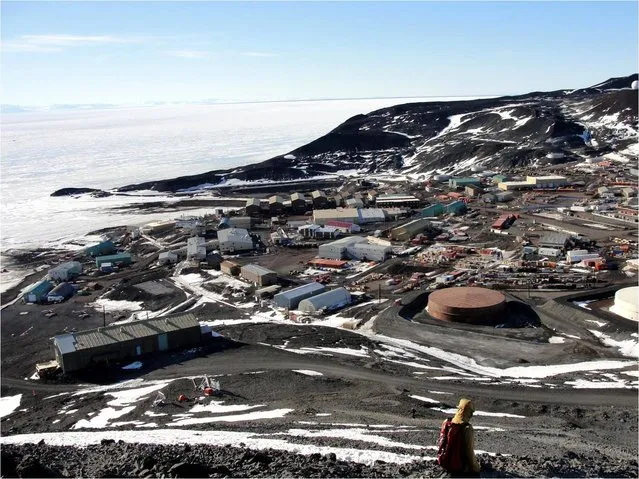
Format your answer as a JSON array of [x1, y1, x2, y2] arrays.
[[546, 152, 565, 160], [610, 286, 639, 321], [632, 80, 638, 90], [471, 165, 485, 173], [434, 174, 451, 182]]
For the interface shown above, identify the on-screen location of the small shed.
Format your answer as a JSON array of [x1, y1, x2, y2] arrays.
[[269, 195, 285, 215], [158, 251, 178, 265], [47, 282, 75, 303], [241, 264, 277, 286], [220, 260, 241, 276], [312, 190, 329, 209], [290, 193, 307, 213], [48, 261, 83, 281], [274, 282, 327, 309], [245, 198, 262, 217], [298, 287, 351, 313], [255, 285, 282, 300]]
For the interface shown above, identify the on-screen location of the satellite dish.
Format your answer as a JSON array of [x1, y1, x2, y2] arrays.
[[632, 80, 638, 90]]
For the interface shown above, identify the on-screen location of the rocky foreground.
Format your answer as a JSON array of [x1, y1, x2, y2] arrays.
[[1, 441, 637, 478]]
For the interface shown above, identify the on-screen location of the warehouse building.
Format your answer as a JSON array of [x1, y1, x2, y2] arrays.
[[526, 175, 567, 188], [95, 253, 132, 268], [141, 220, 176, 235], [375, 194, 420, 208], [445, 200, 467, 215], [52, 313, 202, 374], [274, 282, 327, 310], [348, 242, 392, 262], [217, 228, 254, 253], [312, 190, 329, 209], [290, 193, 308, 213], [48, 261, 82, 282], [498, 181, 533, 191], [421, 203, 445, 218], [448, 177, 480, 189], [85, 240, 115, 257], [187, 237, 206, 260], [241, 264, 277, 286], [47, 282, 75, 303], [358, 208, 387, 224], [220, 260, 241, 276], [245, 198, 262, 217], [23, 280, 54, 304], [539, 232, 570, 250], [298, 287, 351, 313], [318, 236, 367, 260], [390, 218, 432, 241], [314, 208, 360, 225], [495, 191, 514, 202], [228, 216, 253, 229]]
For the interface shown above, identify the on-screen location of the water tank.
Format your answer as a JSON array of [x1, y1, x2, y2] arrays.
[[433, 174, 451, 182], [632, 80, 638, 90], [546, 152, 565, 160], [471, 165, 485, 173]]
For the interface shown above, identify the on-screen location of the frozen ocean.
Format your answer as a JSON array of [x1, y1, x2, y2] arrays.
[[1, 97, 460, 249]]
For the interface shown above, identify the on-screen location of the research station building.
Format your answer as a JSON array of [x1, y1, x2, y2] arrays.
[[52, 313, 203, 373]]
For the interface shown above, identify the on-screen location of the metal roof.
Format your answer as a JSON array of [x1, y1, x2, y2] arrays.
[[241, 264, 276, 276], [540, 231, 570, 246], [53, 313, 200, 353], [217, 228, 251, 241], [275, 282, 326, 301]]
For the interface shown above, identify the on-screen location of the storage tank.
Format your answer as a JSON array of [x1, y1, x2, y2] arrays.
[[609, 286, 639, 321], [632, 80, 638, 90], [471, 165, 485, 173], [433, 174, 451, 183], [427, 287, 507, 325]]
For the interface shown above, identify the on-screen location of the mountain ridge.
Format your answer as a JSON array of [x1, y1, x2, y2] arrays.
[[56, 74, 638, 195]]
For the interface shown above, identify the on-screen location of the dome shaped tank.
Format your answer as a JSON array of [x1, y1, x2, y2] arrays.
[[632, 80, 638, 90]]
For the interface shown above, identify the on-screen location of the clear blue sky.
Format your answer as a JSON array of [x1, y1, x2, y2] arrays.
[[2, 1, 637, 106]]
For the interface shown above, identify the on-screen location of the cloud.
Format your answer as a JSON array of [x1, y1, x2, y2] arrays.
[[240, 51, 276, 57], [1, 34, 146, 53], [167, 50, 208, 59]]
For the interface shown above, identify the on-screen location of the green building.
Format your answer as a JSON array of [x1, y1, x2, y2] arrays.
[[85, 240, 116, 257], [23, 280, 54, 303], [492, 174, 509, 184], [421, 203, 445, 217], [95, 253, 132, 268], [448, 177, 480, 189]]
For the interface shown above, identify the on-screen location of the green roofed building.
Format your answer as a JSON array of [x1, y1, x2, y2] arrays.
[[95, 253, 132, 268]]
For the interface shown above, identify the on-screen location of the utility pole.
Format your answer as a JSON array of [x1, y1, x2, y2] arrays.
[[103, 306, 106, 327]]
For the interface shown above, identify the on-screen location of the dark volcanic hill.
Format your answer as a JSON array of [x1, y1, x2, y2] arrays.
[[108, 74, 637, 194]]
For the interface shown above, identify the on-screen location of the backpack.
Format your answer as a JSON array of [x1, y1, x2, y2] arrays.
[[437, 418, 465, 473]]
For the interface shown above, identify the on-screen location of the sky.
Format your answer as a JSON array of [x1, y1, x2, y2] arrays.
[[1, 1, 638, 106]]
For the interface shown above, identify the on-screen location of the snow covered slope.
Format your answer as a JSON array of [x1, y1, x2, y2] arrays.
[[116, 74, 637, 191]]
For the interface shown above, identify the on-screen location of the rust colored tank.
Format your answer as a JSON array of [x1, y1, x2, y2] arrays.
[[427, 287, 507, 325]]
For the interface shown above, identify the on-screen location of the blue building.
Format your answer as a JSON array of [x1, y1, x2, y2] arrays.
[[85, 240, 115, 257], [23, 280, 54, 304], [421, 203, 444, 217], [445, 200, 468, 215], [274, 283, 327, 310]]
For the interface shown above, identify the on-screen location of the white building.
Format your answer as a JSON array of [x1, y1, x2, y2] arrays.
[[158, 251, 179, 265], [186, 237, 207, 260], [48, 261, 82, 281], [298, 287, 351, 313], [217, 228, 254, 254]]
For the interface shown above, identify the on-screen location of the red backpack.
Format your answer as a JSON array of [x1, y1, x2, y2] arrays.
[[437, 418, 465, 473]]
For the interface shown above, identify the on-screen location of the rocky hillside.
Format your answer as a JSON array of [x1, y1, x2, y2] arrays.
[[114, 74, 638, 193]]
